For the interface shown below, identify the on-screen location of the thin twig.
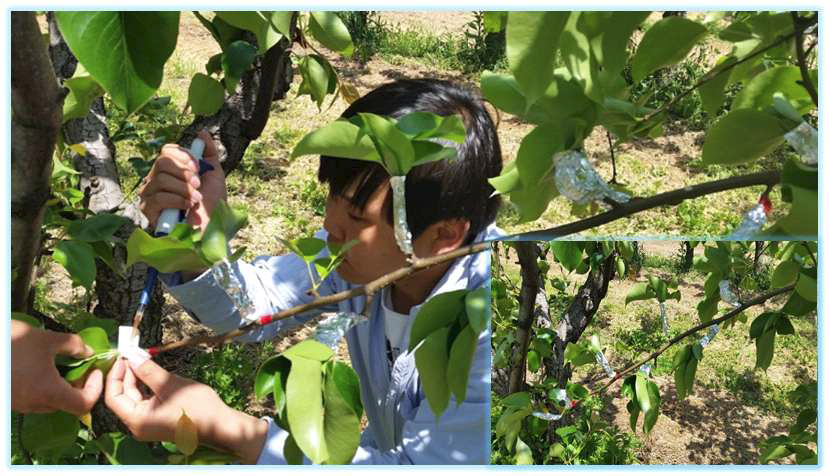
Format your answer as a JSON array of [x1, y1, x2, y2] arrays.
[[606, 129, 618, 184], [150, 241, 491, 354], [512, 170, 780, 240], [642, 17, 817, 124], [791, 12, 819, 107], [594, 284, 795, 393]]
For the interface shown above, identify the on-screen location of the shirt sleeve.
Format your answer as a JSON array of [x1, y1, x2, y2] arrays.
[[161, 252, 338, 342], [255, 330, 490, 465]]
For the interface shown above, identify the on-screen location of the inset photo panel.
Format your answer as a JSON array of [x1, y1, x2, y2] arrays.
[[491, 240, 817, 465]]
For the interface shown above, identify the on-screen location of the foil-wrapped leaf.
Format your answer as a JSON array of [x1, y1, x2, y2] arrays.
[[211, 258, 257, 323], [699, 324, 720, 348], [389, 176, 414, 257], [312, 311, 369, 350], [553, 151, 630, 205], [595, 349, 616, 378], [718, 280, 740, 307], [728, 203, 766, 240], [784, 121, 817, 165]]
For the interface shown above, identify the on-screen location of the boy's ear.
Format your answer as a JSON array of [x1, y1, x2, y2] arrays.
[[427, 219, 470, 255]]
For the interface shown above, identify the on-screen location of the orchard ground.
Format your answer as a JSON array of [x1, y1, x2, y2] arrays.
[[494, 241, 817, 464]]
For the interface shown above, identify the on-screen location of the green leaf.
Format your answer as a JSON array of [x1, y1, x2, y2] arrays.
[[64, 360, 96, 383], [284, 356, 328, 463], [282, 340, 334, 362], [643, 380, 661, 433], [697, 296, 719, 323], [506, 12, 570, 107], [11, 312, 43, 328], [55, 12, 180, 115], [673, 345, 691, 400], [772, 260, 801, 288], [126, 229, 210, 273], [54, 239, 96, 290], [309, 12, 354, 57], [278, 236, 326, 263], [627, 399, 640, 431], [684, 356, 699, 396], [781, 290, 816, 316], [94, 432, 155, 464], [750, 313, 774, 339], [587, 12, 649, 78], [755, 329, 776, 371], [283, 434, 304, 465], [698, 55, 737, 116], [254, 356, 291, 415], [564, 342, 594, 367], [732, 66, 815, 112], [631, 17, 708, 82], [794, 267, 817, 303], [635, 373, 652, 415], [22, 412, 80, 459], [790, 409, 817, 434], [222, 40, 257, 78], [488, 162, 521, 195], [200, 200, 249, 264], [415, 327, 451, 418], [702, 109, 787, 165], [321, 362, 361, 464], [63, 73, 104, 123], [446, 324, 477, 404], [625, 282, 655, 305], [408, 290, 466, 351], [352, 113, 414, 175], [775, 316, 795, 336], [214, 11, 283, 54], [515, 437, 534, 464], [760, 443, 792, 464], [515, 122, 566, 188], [502, 392, 531, 409], [464, 287, 489, 334], [551, 241, 583, 272], [298, 54, 334, 108], [508, 174, 559, 222], [397, 112, 466, 143], [329, 361, 363, 418], [526, 349, 540, 373], [291, 119, 381, 162]]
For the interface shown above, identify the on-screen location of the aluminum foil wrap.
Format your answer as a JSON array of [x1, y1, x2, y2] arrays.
[[553, 151, 630, 205], [659, 301, 669, 336], [312, 311, 369, 350], [531, 389, 571, 421], [211, 258, 257, 323], [784, 122, 818, 165], [719, 280, 740, 307], [389, 176, 414, 257], [595, 349, 616, 378], [728, 203, 766, 240], [639, 363, 652, 377], [699, 324, 721, 348]]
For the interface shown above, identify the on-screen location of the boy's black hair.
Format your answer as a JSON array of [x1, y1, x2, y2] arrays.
[[317, 78, 502, 243]]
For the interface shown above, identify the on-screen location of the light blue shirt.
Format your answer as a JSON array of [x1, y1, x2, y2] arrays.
[[163, 225, 499, 464]]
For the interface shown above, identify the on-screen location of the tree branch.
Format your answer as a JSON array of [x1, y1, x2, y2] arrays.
[[595, 284, 795, 393], [791, 12, 819, 107], [149, 240, 491, 354], [642, 16, 817, 124], [511, 170, 780, 240]]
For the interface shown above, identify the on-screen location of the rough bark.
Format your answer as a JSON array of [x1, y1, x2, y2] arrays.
[[47, 13, 163, 347], [180, 22, 295, 174], [507, 242, 541, 394], [681, 241, 694, 272], [11, 12, 63, 312]]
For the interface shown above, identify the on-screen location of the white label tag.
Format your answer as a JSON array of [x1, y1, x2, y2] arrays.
[[117, 326, 150, 366]]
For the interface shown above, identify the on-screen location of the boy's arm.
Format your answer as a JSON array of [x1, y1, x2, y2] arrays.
[[160, 251, 334, 342]]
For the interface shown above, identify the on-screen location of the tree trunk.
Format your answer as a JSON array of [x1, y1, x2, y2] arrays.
[[179, 23, 295, 174], [508, 242, 541, 394], [681, 241, 694, 272], [47, 13, 164, 347], [11, 12, 63, 312]]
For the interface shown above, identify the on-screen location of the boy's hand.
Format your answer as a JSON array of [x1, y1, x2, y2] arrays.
[[138, 129, 226, 231], [105, 359, 268, 464], [11, 320, 103, 415]]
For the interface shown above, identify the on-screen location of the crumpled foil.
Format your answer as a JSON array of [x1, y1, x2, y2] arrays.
[[389, 176, 414, 257], [595, 349, 616, 378], [211, 258, 257, 323], [699, 324, 720, 348], [719, 280, 740, 307], [312, 311, 369, 350], [639, 363, 652, 377], [784, 121, 818, 165], [553, 151, 630, 205], [728, 203, 767, 240], [531, 388, 571, 421], [659, 302, 669, 336]]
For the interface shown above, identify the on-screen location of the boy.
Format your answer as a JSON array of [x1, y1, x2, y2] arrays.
[[105, 79, 502, 464]]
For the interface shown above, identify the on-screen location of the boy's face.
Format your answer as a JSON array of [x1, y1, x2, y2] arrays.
[[323, 182, 410, 285]]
